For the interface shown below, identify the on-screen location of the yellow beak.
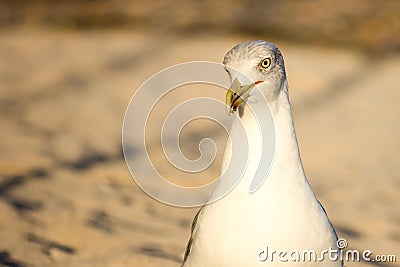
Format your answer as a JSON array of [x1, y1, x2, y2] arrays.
[[226, 78, 256, 115]]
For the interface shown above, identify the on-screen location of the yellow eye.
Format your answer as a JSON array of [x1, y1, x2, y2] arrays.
[[260, 58, 271, 69]]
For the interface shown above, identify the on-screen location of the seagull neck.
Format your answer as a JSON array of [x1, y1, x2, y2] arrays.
[[270, 89, 305, 179], [240, 82, 306, 185]]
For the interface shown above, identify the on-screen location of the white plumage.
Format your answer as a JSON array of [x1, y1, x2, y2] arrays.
[[182, 40, 342, 267]]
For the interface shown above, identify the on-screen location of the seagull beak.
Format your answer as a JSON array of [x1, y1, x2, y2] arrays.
[[226, 78, 263, 115]]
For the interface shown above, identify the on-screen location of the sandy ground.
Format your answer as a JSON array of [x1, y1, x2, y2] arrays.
[[0, 30, 399, 266]]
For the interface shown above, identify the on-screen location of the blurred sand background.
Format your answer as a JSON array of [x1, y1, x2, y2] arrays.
[[0, 1, 399, 266]]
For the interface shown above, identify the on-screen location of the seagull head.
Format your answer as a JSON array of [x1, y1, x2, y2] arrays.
[[223, 40, 287, 114]]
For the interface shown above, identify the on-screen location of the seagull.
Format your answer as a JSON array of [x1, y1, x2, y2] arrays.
[[181, 41, 342, 266]]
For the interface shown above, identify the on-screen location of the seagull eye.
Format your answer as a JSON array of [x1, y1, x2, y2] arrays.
[[260, 58, 272, 69]]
